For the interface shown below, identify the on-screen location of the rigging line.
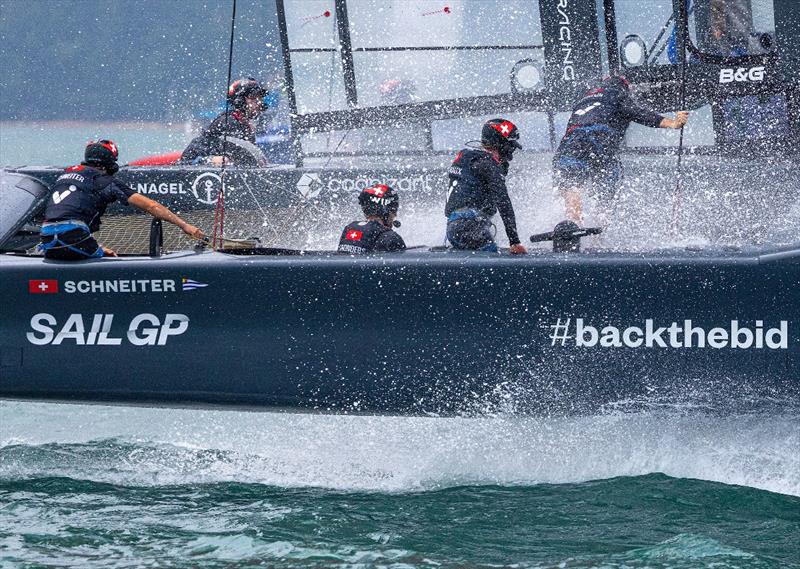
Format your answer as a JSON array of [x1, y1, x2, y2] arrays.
[[325, 9, 338, 154], [648, 3, 696, 66], [214, 0, 238, 249], [320, 7, 354, 170], [239, 175, 272, 221], [671, 0, 689, 235]]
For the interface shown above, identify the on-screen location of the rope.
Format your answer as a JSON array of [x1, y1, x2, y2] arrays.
[[211, 0, 238, 250], [670, 0, 689, 236]]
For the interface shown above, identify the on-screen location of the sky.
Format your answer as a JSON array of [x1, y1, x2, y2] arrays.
[[0, 0, 283, 121]]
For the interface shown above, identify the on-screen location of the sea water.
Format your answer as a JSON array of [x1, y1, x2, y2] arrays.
[[1, 401, 798, 568], [0, 122, 190, 168]]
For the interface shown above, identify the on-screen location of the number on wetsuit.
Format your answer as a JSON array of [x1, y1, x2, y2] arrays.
[[574, 101, 601, 116]]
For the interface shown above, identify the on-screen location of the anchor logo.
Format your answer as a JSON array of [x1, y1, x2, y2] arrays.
[[191, 172, 222, 205]]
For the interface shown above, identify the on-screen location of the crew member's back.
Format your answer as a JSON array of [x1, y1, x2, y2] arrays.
[[337, 184, 406, 254]]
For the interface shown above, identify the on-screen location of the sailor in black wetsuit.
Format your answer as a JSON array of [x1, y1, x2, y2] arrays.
[[40, 140, 205, 260], [554, 75, 689, 224], [445, 118, 527, 254], [338, 184, 406, 254], [180, 77, 268, 166]]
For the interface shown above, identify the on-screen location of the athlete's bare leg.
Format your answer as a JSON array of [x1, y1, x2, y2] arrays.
[[562, 187, 584, 225]]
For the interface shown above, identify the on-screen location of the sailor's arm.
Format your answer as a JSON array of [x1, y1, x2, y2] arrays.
[[127, 193, 206, 239], [479, 159, 527, 254], [622, 92, 689, 129]]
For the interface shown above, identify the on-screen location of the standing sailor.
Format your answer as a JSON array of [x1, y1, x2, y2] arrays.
[[554, 75, 689, 224], [445, 118, 527, 254], [338, 184, 406, 254], [40, 140, 205, 260], [180, 77, 268, 166]]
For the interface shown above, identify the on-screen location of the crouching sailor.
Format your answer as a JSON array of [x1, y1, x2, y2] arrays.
[[445, 119, 527, 254], [40, 140, 206, 260], [338, 184, 406, 254]]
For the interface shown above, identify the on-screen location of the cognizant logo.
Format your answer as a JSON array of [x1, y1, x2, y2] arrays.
[[548, 318, 789, 349], [325, 173, 439, 194]]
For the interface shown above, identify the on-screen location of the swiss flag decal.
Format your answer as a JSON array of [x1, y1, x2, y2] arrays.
[[346, 229, 363, 241], [29, 279, 58, 294], [491, 120, 515, 138]]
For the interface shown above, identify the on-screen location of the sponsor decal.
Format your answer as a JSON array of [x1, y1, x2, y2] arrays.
[[325, 173, 439, 195], [135, 182, 187, 195], [548, 318, 789, 349], [51, 185, 77, 204], [29, 280, 58, 294], [26, 313, 190, 346], [27, 278, 209, 294], [297, 172, 323, 200], [63, 279, 177, 294], [190, 172, 223, 205], [345, 229, 363, 241], [719, 66, 765, 84], [556, 0, 575, 82], [182, 278, 208, 291], [57, 172, 85, 182]]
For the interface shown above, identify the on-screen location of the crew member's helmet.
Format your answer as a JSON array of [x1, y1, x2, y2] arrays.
[[481, 118, 522, 160], [379, 78, 416, 104], [84, 139, 119, 174], [227, 77, 268, 110], [359, 184, 399, 220], [605, 74, 631, 90]]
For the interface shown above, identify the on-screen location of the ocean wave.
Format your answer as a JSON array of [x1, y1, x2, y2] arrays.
[[1, 402, 798, 495]]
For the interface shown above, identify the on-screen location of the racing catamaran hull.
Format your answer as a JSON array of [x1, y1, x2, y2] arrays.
[[1, 247, 797, 415]]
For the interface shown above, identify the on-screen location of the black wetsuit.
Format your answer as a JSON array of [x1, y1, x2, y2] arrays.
[[180, 110, 256, 165], [40, 164, 136, 260], [337, 220, 406, 254], [445, 147, 521, 251], [554, 77, 664, 200]]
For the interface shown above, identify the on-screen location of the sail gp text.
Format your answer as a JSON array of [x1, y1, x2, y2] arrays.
[[26, 313, 189, 346], [548, 318, 789, 349]]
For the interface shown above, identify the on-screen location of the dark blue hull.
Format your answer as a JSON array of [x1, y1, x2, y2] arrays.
[[1, 247, 798, 415]]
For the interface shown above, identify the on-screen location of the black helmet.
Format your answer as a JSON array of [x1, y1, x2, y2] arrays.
[[359, 184, 399, 220], [84, 139, 119, 174], [227, 77, 267, 110], [481, 118, 522, 161], [604, 74, 631, 91]]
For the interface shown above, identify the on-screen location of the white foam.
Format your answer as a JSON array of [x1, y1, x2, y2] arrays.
[[1, 401, 797, 496]]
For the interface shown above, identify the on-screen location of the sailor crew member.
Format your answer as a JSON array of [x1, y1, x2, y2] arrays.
[[180, 77, 268, 166], [445, 118, 527, 254], [554, 75, 689, 224], [338, 184, 406, 254], [40, 140, 205, 260]]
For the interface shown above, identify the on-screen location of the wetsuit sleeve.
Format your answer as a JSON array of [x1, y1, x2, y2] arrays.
[[620, 92, 664, 128], [98, 177, 137, 204], [475, 158, 521, 245], [180, 133, 216, 163], [111, 180, 137, 203], [179, 114, 229, 163], [375, 231, 406, 252]]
